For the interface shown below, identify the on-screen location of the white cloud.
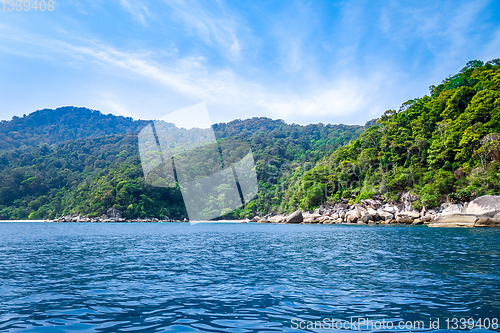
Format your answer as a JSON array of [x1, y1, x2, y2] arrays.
[[98, 93, 136, 118], [2, 0, 498, 125], [482, 27, 500, 61], [42, 36, 395, 123], [118, 0, 151, 26], [163, 0, 242, 60], [160, 102, 213, 129], [0, 26, 410, 124]]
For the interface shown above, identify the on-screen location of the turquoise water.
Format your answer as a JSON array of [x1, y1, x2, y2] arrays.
[[0, 223, 499, 332]]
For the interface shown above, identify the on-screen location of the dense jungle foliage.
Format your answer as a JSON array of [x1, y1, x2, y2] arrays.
[[283, 59, 500, 212], [0, 108, 365, 220], [0, 106, 149, 150], [2, 59, 499, 220]]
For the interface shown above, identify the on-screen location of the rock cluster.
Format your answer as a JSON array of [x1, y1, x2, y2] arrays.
[[48, 215, 181, 223], [255, 199, 435, 225], [428, 195, 500, 227], [45, 196, 500, 227], [47, 208, 187, 223], [255, 195, 500, 228]]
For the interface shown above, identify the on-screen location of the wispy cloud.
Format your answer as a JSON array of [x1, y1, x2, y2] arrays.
[[163, 0, 242, 61], [98, 92, 136, 118], [482, 27, 500, 60], [0, 16, 465, 124], [38, 35, 387, 121], [377, 0, 490, 61], [118, 0, 151, 26], [1, 0, 499, 124]]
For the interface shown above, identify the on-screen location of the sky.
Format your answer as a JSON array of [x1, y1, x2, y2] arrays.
[[1, 0, 500, 126]]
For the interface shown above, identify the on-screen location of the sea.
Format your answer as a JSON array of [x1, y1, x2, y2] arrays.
[[0, 222, 499, 332]]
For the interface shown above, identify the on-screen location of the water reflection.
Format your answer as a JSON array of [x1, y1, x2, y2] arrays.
[[0, 223, 499, 332]]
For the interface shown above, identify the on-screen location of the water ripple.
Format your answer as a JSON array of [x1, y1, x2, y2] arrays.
[[0, 223, 499, 332]]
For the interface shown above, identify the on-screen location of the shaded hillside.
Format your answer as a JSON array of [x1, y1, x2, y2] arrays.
[[0, 114, 366, 220], [283, 59, 500, 211], [0, 107, 150, 150]]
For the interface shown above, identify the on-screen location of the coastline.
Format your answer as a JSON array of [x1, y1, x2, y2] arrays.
[[0, 220, 48, 223], [5, 194, 500, 228], [253, 194, 500, 228]]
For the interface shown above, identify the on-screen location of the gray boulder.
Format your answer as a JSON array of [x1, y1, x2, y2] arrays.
[[360, 214, 373, 223], [475, 217, 500, 227], [396, 215, 413, 224], [404, 211, 420, 219], [395, 211, 420, 224], [377, 210, 394, 221], [429, 214, 478, 227], [362, 199, 382, 209], [286, 210, 303, 223], [302, 213, 321, 223], [440, 203, 464, 215], [353, 204, 367, 214], [381, 204, 397, 214], [317, 216, 332, 223], [421, 215, 434, 223], [345, 210, 359, 222], [465, 195, 500, 217], [107, 207, 122, 219], [411, 218, 424, 225], [366, 208, 379, 220], [333, 203, 349, 210], [269, 215, 286, 223]]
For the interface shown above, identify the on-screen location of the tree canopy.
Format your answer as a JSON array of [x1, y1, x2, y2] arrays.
[[284, 59, 500, 211]]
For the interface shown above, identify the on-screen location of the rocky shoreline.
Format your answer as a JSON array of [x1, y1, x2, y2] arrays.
[[46, 207, 188, 223], [45, 196, 500, 228], [48, 216, 187, 223], [253, 195, 500, 228]]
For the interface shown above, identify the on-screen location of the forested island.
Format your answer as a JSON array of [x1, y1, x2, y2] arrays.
[[1, 59, 500, 222]]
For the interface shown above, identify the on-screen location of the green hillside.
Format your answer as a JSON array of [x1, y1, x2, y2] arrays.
[[284, 59, 500, 211], [0, 107, 149, 150], [0, 114, 365, 220], [4, 59, 498, 220]]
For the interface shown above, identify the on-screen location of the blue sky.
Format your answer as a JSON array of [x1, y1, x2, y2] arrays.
[[1, 0, 500, 125]]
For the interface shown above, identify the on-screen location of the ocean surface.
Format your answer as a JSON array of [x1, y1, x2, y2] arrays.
[[0, 222, 499, 333]]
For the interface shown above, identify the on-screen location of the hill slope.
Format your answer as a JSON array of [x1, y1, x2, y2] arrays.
[[283, 59, 500, 211], [0, 107, 150, 150], [0, 112, 366, 220]]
